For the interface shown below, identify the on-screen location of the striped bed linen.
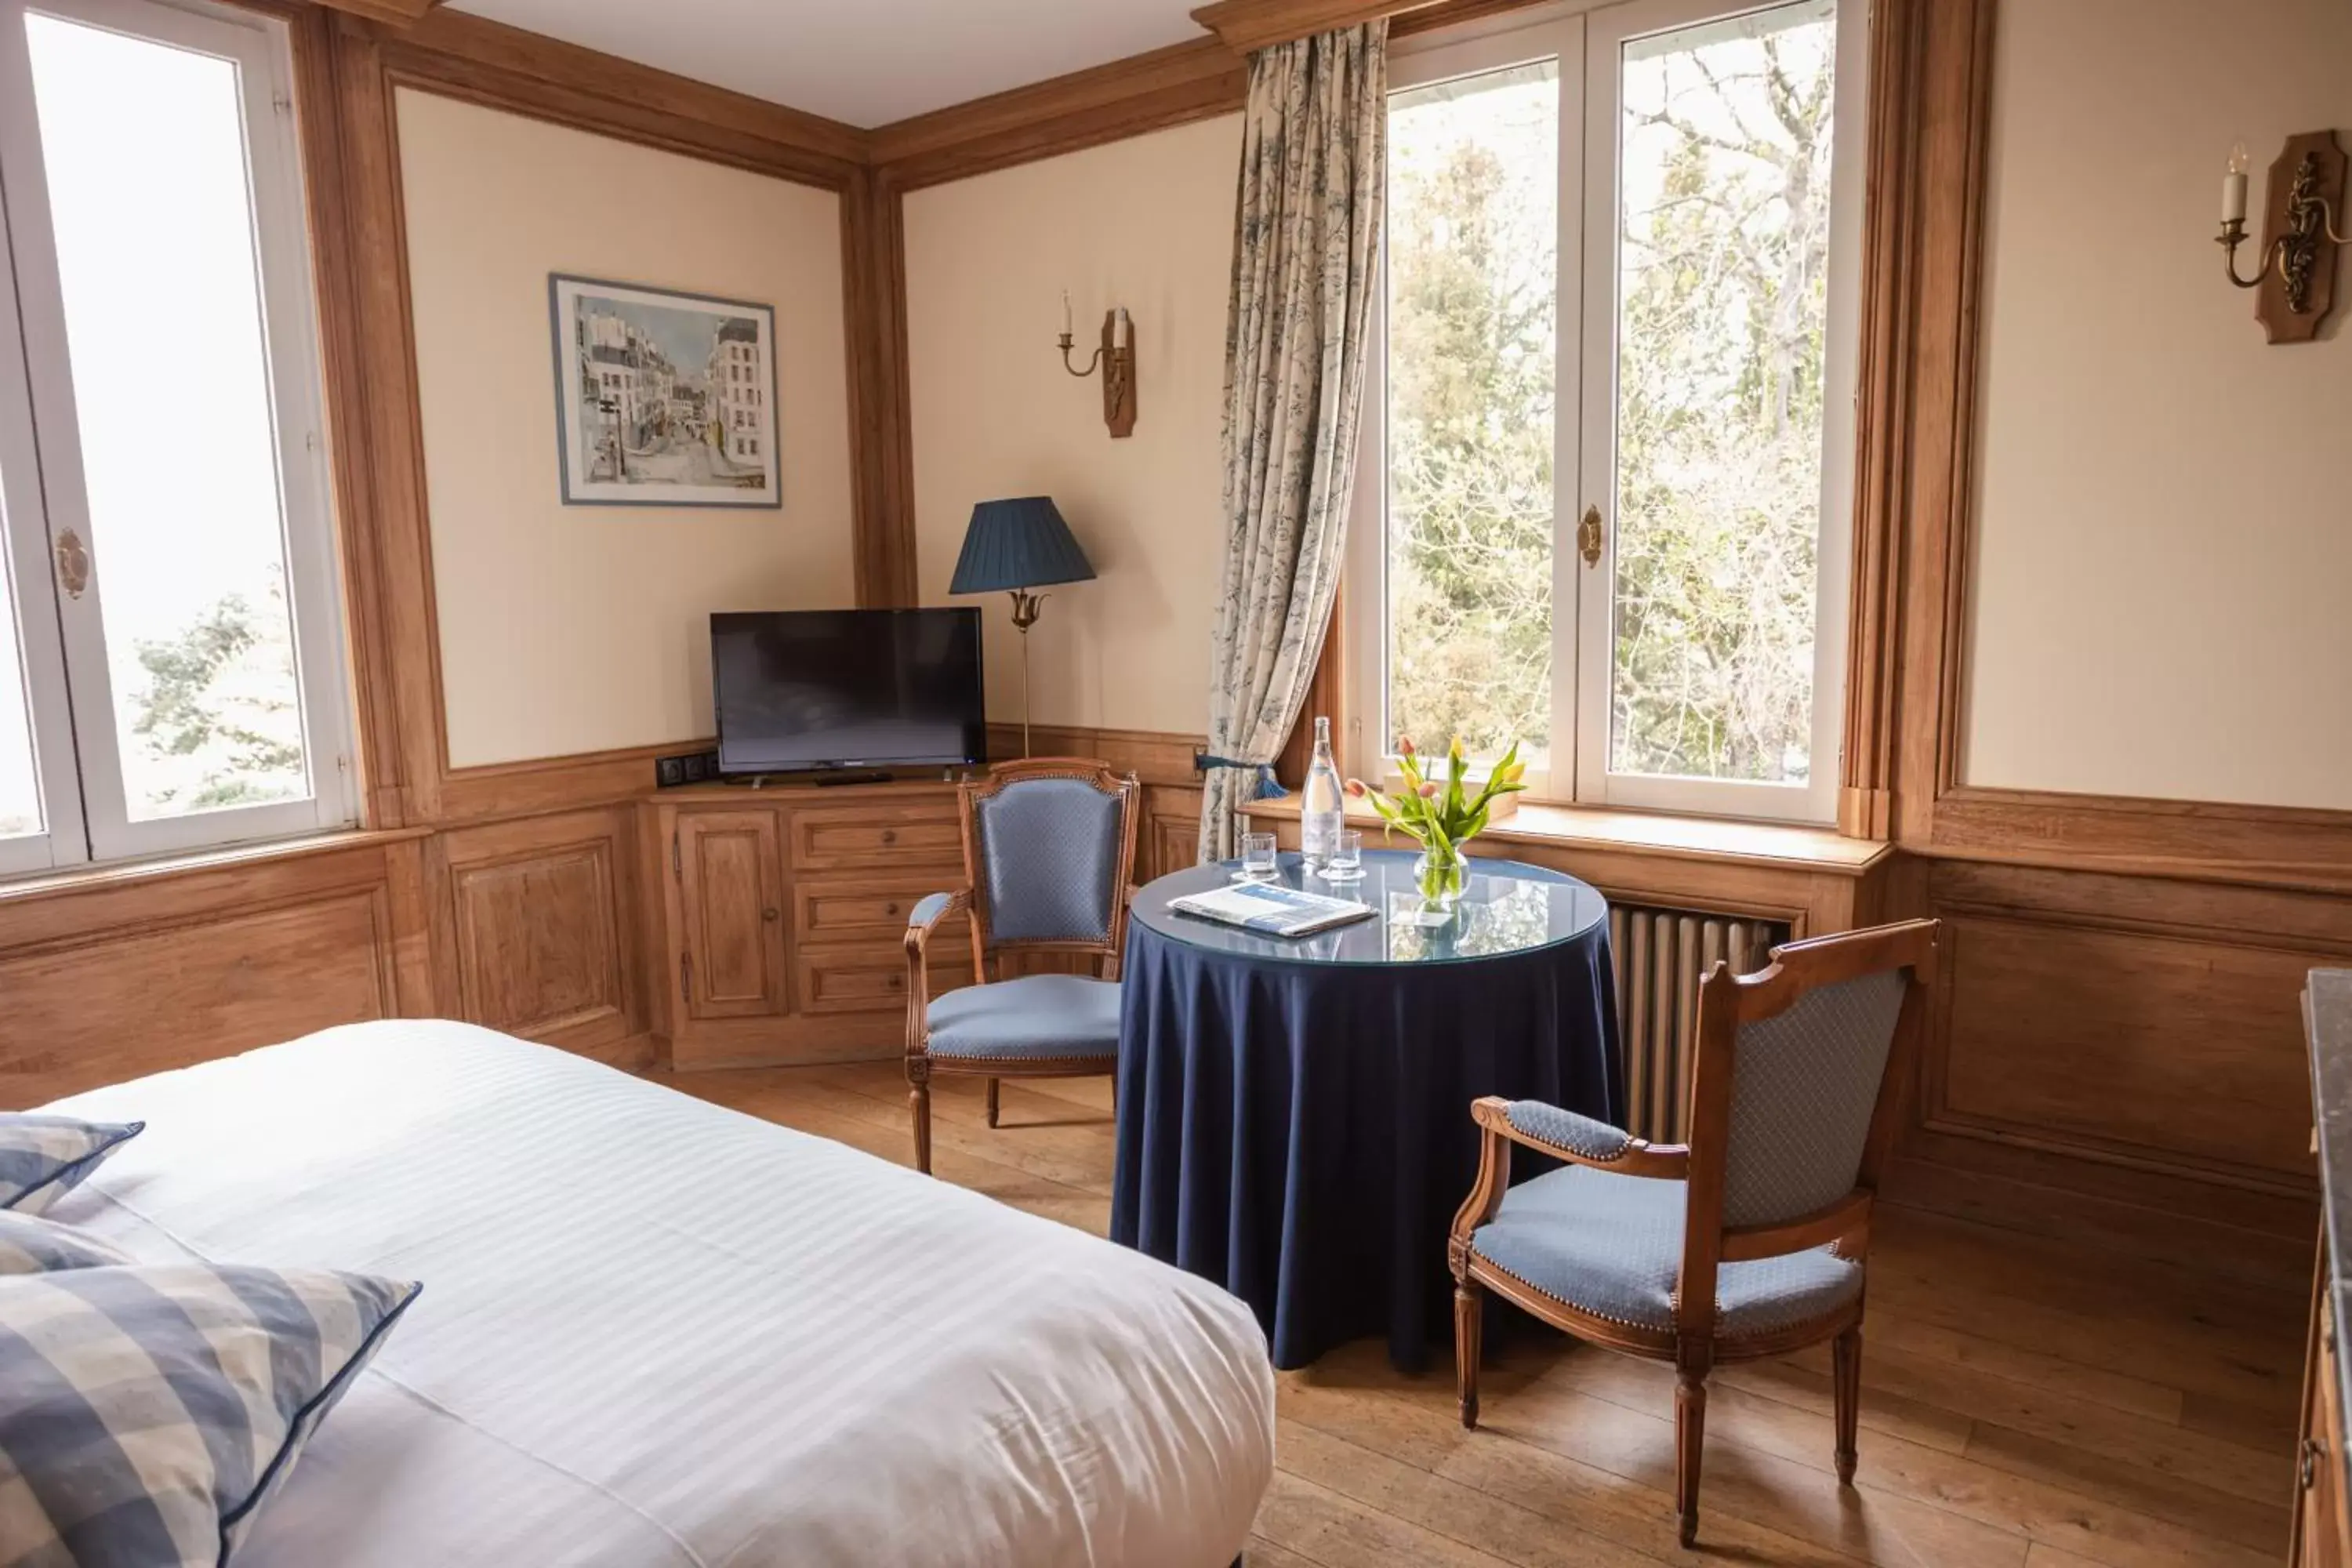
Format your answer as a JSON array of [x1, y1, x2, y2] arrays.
[[39, 1022, 1273, 1568]]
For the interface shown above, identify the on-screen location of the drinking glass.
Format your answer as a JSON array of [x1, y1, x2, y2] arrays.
[[1239, 832, 1279, 881], [1320, 829, 1364, 882]]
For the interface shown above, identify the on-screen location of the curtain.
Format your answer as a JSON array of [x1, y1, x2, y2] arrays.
[[1196, 21, 1388, 862]]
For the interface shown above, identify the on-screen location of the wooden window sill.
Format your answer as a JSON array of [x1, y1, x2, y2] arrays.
[[0, 826, 432, 907], [1240, 793, 1890, 878]]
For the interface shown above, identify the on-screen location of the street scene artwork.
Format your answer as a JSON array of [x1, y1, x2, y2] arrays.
[[550, 274, 781, 508]]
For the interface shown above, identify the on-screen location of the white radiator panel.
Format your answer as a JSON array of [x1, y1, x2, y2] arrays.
[[1606, 906, 1790, 1142]]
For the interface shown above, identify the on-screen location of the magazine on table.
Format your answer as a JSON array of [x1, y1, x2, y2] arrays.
[[1167, 880, 1376, 938]]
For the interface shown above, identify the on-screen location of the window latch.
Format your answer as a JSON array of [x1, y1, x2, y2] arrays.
[[52, 530, 89, 598], [1577, 506, 1604, 568]]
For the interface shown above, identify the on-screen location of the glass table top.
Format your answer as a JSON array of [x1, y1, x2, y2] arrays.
[[1131, 849, 1608, 967]]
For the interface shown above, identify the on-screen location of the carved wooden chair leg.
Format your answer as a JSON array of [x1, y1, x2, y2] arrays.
[[985, 1077, 1000, 1129], [909, 1080, 932, 1174], [1453, 1282, 1483, 1428], [1674, 1365, 1709, 1548], [1832, 1324, 1862, 1484]]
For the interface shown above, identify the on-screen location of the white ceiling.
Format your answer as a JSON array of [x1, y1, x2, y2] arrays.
[[444, 0, 1211, 129]]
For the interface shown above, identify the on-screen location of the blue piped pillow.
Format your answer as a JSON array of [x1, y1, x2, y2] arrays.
[[0, 1262, 419, 1565], [0, 1113, 143, 1215], [0, 1210, 132, 1275]]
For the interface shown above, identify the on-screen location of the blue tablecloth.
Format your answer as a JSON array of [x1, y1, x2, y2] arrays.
[[1110, 851, 1622, 1370]]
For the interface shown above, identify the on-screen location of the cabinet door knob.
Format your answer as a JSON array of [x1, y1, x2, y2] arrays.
[[880, 829, 898, 845], [2303, 1437, 2326, 1491], [762, 907, 779, 922], [885, 901, 901, 916], [887, 974, 902, 989]]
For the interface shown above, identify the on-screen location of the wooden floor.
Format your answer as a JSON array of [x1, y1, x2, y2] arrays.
[[662, 1061, 2307, 1568]]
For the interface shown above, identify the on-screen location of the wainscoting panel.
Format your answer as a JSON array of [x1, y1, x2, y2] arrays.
[[1885, 856, 2339, 1287], [1932, 912, 2318, 1187], [438, 808, 646, 1063], [0, 887, 394, 1109]]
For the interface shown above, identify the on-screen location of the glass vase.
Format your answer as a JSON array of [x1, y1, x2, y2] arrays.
[[1412, 842, 1467, 909]]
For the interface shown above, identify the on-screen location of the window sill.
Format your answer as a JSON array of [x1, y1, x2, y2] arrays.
[[0, 825, 431, 906], [1240, 793, 1890, 878]]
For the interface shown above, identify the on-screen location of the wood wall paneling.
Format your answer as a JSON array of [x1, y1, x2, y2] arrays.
[[1931, 914, 2319, 1189], [440, 808, 645, 1058], [0, 834, 425, 1108]]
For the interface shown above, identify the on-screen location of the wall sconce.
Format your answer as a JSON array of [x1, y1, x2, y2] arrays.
[[2216, 131, 2347, 344], [1058, 292, 1138, 437]]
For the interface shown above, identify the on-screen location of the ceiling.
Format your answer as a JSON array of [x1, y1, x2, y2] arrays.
[[443, 0, 1213, 129]]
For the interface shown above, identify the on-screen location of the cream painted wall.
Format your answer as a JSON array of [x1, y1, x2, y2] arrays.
[[903, 114, 1240, 739], [397, 89, 856, 768], [1962, 0, 2352, 808]]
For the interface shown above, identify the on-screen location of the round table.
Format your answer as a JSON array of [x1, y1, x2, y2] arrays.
[[1110, 848, 1621, 1370]]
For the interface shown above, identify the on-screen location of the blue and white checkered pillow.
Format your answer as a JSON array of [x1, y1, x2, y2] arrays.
[[0, 1262, 419, 1566], [0, 1114, 143, 1216], [0, 1210, 132, 1275]]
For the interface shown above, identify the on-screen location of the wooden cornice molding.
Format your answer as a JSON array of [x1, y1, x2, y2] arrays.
[[363, 8, 868, 174], [870, 38, 1244, 190], [310, 0, 443, 24], [1190, 0, 1444, 53]]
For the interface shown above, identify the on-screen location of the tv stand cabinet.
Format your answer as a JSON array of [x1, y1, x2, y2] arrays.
[[642, 778, 977, 1070]]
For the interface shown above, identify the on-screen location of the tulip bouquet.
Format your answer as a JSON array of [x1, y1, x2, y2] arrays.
[[1346, 736, 1528, 906]]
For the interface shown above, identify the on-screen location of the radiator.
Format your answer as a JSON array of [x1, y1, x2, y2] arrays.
[[1606, 905, 1791, 1143]]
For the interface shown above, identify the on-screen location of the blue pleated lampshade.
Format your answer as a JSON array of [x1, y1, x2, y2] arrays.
[[949, 497, 1096, 594]]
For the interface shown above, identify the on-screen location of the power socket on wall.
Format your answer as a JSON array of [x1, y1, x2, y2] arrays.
[[654, 750, 721, 788]]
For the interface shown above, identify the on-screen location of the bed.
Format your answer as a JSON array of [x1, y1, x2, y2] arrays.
[[38, 1020, 1275, 1567]]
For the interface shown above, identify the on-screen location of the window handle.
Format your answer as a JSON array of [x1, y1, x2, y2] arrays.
[[1577, 506, 1604, 568], [53, 530, 89, 598]]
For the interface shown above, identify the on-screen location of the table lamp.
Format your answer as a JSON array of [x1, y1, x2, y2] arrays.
[[949, 496, 1095, 757]]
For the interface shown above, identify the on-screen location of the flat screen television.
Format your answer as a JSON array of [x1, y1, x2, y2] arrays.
[[711, 608, 985, 776]]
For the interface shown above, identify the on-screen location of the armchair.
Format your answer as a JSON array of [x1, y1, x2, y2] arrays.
[[902, 757, 1142, 1174], [1448, 917, 1940, 1546]]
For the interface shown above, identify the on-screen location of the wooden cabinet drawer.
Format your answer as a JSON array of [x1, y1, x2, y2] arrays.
[[797, 949, 975, 1015], [794, 878, 968, 946], [789, 807, 962, 871]]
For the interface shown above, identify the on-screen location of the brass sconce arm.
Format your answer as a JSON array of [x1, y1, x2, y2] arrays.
[[1058, 333, 1105, 379], [2217, 195, 2350, 289]]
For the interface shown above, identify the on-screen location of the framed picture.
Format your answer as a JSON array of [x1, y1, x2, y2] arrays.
[[549, 274, 781, 509]]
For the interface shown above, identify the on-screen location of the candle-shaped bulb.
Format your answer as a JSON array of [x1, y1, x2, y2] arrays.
[[2222, 140, 2250, 225], [1115, 307, 1131, 350], [1061, 289, 1073, 339]]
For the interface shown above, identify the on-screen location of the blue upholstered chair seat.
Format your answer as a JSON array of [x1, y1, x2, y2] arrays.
[[1471, 1165, 1863, 1340], [925, 974, 1122, 1060]]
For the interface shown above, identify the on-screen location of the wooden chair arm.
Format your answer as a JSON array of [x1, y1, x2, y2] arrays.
[[1468, 1096, 1690, 1180], [903, 888, 972, 1054]]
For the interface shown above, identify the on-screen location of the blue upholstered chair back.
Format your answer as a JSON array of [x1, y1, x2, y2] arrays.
[[1719, 969, 1907, 1229], [972, 776, 1125, 945]]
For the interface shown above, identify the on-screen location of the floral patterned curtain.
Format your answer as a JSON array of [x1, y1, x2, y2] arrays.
[[1196, 22, 1388, 862]]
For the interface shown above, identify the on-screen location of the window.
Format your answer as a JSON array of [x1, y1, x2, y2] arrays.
[[1346, 0, 1862, 822], [0, 0, 352, 877]]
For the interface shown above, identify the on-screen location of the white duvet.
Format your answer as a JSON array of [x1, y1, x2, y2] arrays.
[[42, 1022, 1273, 1568]]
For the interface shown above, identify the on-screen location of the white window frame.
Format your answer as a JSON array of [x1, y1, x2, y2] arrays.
[[1346, 0, 1864, 825], [0, 0, 355, 868], [0, 196, 84, 877]]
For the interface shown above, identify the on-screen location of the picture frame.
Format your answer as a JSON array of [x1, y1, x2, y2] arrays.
[[548, 274, 782, 509]]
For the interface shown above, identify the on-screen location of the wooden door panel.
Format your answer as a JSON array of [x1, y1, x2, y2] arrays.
[[677, 811, 786, 1019]]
